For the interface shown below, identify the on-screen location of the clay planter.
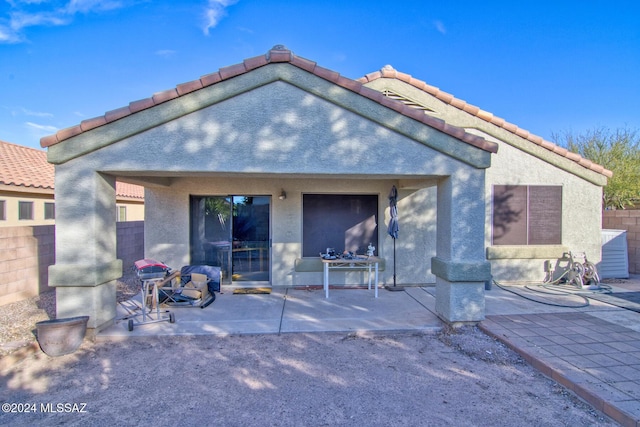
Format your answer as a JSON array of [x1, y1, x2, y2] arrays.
[[35, 316, 89, 357]]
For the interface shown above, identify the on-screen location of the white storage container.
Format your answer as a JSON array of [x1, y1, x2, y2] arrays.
[[600, 229, 629, 279]]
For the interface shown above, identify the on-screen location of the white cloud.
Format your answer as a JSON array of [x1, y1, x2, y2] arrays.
[[7, 106, 54, 117], [10, 11, 69, 29], [1, 0, 129, 44], [203, 0, 237, 36], [0, 25, 20, 43], [65, 0, 125, 14], [0, 9, 68, 43], [6, 1, 50, 6], [156, 49, 177, 58], [21, 107, 54, 118], [434, 20, 446, 35], [26, 121, 58, 132]]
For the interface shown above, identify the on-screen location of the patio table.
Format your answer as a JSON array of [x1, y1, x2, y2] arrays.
[[321, 256, 380, 298]]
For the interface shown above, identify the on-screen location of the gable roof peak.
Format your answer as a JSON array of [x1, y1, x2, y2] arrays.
[[266, 44, 292, 61], [40, 47, 496, 155]]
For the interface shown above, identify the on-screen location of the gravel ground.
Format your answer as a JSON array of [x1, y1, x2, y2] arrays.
[[0, 274, 140, 357], [0, 277, 618, 426]]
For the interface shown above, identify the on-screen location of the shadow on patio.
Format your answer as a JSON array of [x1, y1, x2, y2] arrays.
[[98, 286, 444, 340]]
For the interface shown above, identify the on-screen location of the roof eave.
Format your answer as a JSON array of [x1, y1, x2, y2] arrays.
[[42, 45, 496, 165], [358, 66, 611, 181]]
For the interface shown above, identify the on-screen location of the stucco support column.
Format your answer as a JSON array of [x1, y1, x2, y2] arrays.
[[48, 168, 122, 331], [431, 171, 491, 323]]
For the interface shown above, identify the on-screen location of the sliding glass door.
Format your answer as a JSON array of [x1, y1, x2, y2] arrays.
[[191, 195, 270, 285]]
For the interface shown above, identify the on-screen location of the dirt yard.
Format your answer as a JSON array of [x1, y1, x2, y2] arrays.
[[1, 321, 616, 425], [0, 274, 619, 426]]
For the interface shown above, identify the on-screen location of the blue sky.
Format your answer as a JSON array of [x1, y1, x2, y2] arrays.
[[1, 0, 639, 150]]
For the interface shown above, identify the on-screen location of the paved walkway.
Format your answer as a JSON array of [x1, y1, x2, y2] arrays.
[[99, 277, 640, 426], [480, 312, 640, 426], [479, 278, 640, 427]]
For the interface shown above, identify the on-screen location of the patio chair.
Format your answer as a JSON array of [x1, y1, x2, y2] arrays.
[[158, 265, 221, 309]]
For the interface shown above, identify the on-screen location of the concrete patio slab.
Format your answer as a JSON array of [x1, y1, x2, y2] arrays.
[[98, 286, 443, 341], [280, 287, 441, 333]]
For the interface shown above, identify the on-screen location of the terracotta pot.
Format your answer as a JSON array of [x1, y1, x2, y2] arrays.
[[35, 316, 89, 357]]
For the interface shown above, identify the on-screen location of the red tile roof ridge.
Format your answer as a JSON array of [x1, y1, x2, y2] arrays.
[[0, 140, 144, 199], [40, 45, 497, 155], [357, 65, 613, 178]]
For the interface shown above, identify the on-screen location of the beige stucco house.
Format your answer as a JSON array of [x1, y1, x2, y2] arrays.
[[0, 139, 145, 226], [40, 46, 610, 331]]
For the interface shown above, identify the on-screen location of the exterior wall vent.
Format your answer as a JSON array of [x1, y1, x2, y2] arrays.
[[381, 90, 438, 115]]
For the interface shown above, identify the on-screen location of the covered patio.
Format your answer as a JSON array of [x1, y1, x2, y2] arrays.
[[43, 46, 497, 331]]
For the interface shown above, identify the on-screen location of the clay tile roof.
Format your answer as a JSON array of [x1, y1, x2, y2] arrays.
[[115, 182, 145, 199], [0, 139, 54, 190], [39, 45, 497, 155], [357, 66, 613, 178], [0, 140, 144, 199]]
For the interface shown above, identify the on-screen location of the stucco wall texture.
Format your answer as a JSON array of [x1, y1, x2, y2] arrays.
[[364, 78, 605, 284], [44, 56, 608, 326]]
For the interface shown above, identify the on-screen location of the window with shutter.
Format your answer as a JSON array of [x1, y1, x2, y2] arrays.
[[492, 185, 562, 245], [302, 194, 378, 257]]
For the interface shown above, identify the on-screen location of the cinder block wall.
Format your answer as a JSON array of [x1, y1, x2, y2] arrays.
[[0, 225, 55, 306], [0, 221, 144, 306], [116, 221, 145, 272], [602, 210, 640, 274]]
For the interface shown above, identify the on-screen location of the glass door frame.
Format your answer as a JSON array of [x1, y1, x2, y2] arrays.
[[190, 194, 271, 286], [229, 195, 271, 285]]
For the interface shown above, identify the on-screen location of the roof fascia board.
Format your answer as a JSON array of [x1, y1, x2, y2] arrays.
[[48, 63, 491, 168], [47, 66, 286, 164], [274, 66, 492, 168], [464, 127, 607, 186], [364, 78, 608, 186]]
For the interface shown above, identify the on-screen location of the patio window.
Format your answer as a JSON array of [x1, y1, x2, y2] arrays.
[[44, 202, 55, 220], [302, 194, 378, 257], [18, 201, 33, 220], [492, 185, 562, 245], [117, 206, 127, 222]]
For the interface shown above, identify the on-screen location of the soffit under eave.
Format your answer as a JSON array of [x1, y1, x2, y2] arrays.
[[46, 63, 493, 169]]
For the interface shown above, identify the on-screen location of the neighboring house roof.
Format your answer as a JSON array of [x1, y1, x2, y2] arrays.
[[1, 139, 54, 190], [0, 139, 144, 199], [358, 65, 612, 178], [40, 45, 497, 155], [116, 182, 145, 199]]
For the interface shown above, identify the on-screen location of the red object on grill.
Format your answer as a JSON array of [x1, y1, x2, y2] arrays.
[[134, 259, 170, 280]]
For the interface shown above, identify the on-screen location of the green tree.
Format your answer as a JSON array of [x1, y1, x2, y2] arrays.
[[553, 127, 640, 209]]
